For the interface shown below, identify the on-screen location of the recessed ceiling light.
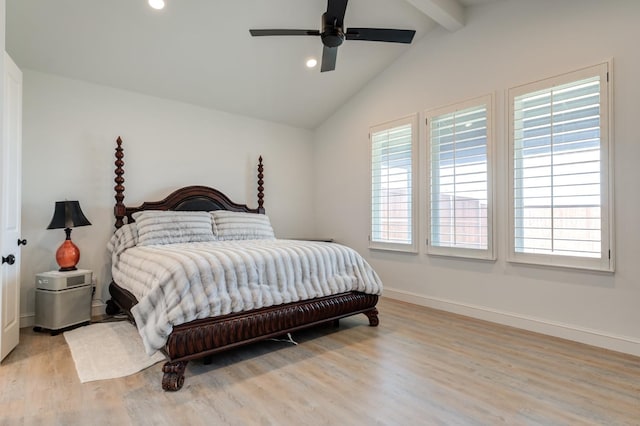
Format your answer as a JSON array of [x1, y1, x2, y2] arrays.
[[148, 0, 165, 10], [306, 58, 318, 68]]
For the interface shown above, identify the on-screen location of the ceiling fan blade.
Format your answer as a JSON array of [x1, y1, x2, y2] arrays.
[[345, 28, 416, 43], [326, 0, 348, 24], [249, 29, 320, 37], [321, 45, 338, 72]]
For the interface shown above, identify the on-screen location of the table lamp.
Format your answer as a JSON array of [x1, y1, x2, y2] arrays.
[[47, 200, 92, 271]]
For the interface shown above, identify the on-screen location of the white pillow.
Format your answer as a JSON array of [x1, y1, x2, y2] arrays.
[[132, 210, 216, 246], [211, 210, 275, 240], [107, 223, 139, 255]]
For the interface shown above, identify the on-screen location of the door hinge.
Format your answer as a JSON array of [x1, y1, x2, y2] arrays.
[[608, 249, 611, 259]]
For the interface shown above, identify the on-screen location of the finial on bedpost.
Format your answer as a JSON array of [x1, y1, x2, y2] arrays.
[[257, 156, 265, 214], [114, 137, 126, 229]]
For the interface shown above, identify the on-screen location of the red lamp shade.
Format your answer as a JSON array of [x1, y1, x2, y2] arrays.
[[47, 201, 91, 272]]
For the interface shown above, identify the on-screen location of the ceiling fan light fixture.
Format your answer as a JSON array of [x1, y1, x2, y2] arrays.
[[306, 58, 318, 68], [148, 0, 165, 10], [249, 0, 416, 72]]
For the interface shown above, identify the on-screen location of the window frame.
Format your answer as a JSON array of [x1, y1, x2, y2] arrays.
[[507, 62, 614, 272], [425, 94, 496, 260], [369, 114, 419, 253]]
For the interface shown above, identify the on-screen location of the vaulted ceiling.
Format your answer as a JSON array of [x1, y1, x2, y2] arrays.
[[6, 0, 498, 129]]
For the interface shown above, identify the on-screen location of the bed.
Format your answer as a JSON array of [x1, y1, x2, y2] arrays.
[[106, 137, 382, 391]]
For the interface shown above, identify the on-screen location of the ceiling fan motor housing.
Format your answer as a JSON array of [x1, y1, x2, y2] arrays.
[[248, 1, 416, 72], [321, 12, 345, 47]]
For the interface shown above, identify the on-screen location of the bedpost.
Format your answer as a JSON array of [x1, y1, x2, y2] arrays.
[[257, 156, 265, 214], [114, 137, 126, 229]]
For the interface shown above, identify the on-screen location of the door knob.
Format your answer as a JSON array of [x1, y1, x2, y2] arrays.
[[18, 239, 27, 246], [2, 254, 15, 265]]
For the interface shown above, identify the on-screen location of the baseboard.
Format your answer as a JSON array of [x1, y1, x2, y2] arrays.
[[383, 288, 640, 358], [20, 313, 35, 329], [92, 300, 106, 317], [21, 289, 639, 356]]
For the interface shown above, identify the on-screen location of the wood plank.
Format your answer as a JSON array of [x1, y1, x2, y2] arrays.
[[0, 298, 638, 425]]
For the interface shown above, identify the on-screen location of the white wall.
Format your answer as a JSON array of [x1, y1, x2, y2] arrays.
[[20, 70, 314, 322], [314, 0, 640, 355]]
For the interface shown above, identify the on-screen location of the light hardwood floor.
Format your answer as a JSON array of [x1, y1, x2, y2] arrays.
[[1, 298, 639, 425]]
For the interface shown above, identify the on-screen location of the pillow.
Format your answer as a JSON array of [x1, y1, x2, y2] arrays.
[[211, 210, 275, 241], [132, 210, 216, 246], [107, 223, 139, 256]]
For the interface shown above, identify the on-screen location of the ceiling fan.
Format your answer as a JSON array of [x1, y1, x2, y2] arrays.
[[249, 0, 416, 72]]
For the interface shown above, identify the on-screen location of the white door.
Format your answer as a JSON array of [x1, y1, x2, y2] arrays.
[[0, 52, 23, 362]]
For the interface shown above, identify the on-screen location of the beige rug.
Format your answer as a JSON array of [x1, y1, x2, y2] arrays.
[[63, 321, 166, 383]]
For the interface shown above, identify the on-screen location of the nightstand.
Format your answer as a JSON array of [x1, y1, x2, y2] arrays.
[[33, 269, 93, 335]]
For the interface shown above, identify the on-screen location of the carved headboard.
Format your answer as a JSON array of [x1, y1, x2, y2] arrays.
[[113, 136, 265, 229]]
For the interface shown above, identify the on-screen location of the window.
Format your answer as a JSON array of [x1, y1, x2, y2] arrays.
[[370, 115, 418, 252], [426, 95, 495, 259], [508, 62, 613, 271]]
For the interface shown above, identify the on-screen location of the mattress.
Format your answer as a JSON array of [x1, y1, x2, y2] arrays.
[[109, 238, 383, 354]]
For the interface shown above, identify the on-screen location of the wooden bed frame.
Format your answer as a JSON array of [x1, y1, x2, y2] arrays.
[[106, 137, 380, 391]]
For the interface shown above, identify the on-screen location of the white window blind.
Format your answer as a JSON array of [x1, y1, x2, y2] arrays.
[[370, 115, 417, 252], [509, 63, 613, 271], [427, 95, 494, 259]]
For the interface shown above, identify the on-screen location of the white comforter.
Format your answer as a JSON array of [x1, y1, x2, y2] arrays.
[[109, 237, 383, 355]]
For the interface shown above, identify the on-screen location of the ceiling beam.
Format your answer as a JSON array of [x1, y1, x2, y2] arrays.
[[405, 0, 465, 32]]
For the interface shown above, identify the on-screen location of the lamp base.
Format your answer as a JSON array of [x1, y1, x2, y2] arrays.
[[58, 266, 78, 272], [55, 235, 80, 272]]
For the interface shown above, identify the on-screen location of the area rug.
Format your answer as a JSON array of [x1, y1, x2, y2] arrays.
[[63, 321, 166, 383]]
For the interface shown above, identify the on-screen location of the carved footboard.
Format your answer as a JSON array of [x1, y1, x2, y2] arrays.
[[109, 281, 378, 391], [163, 292, 378, 390]]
